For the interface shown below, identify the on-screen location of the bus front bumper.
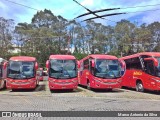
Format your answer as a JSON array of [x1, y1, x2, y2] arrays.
[[49, 79, 78, 90], [6, 79, 37, 89], [91, 79, 122, 89]]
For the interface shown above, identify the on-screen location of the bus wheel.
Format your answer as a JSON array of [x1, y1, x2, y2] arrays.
[[68, 89, 73, 92], [107, 88, 112, 92], [36, 80, 39, 87], [2, 81, 6, 89], [87, 80, 91, 90], [136, 81, 144, 92]]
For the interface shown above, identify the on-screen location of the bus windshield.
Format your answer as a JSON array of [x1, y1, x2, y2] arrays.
[[8, 61, 35, 79], [49, 59, 77, 79], [95, 59, 121, 79]]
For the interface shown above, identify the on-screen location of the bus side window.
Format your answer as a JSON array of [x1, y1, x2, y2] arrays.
[[130, 57, 142, 70], [125, 59, 131, 70], [144, 60, 155, 75]]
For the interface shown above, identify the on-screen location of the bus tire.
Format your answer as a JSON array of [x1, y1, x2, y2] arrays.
[[87, 80, 91, 90], [68, 89, 73, 92], [1, 81, 6, 89], [12, 89, 16, 92], [136, 81, 144, 92], [107, 88, 112, 92], [36, 80, 39, 87]]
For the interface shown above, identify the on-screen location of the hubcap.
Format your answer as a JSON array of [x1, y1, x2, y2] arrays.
[[138, 83, 143, 89]]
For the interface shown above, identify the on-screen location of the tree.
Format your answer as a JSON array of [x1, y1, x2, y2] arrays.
[[114, 20, 136, 56], [0, 17, 14, 59]]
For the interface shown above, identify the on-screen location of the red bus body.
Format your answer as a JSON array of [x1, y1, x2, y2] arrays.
[[78, 54, 124, 90], [121, 52, 160, 92], [0, 58, 8, 89], [6, 56, 39, 90], [46, 55, 78, 90]]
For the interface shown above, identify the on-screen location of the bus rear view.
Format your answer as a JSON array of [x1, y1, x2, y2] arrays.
[[46, 55, 78, 91], [6, 56, 39, 90], [78, 54, 125, 90]]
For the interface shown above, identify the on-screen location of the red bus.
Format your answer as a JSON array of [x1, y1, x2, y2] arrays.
[[0, 58, 8, 89], [78, 54, 125, 90], [6, 56, 39, 90], [46, 55, 78, 90], [121, 52, 160, 92]]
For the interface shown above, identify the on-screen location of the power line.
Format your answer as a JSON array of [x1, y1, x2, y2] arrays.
[[73, 0, 160, 22], [126, 8, 160, 14], [3, 0, 39, 11], [104, 8, 160, 23], [73, 0, 113, 21], [83, 13, 126, 21], [75, 3, 160, 19], [82, 8, 160, 22], [121, 3, 160, 9], [108, 8, 160, 20]]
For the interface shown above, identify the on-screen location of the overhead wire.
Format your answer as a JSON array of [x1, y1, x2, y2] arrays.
[[3, 0, 39, 11], [73, 0, 160, 22], [2, 0, 160, 23]]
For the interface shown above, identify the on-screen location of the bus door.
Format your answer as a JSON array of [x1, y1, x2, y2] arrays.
[[144, 59, 157, 90], [123, 59, 133, 87], [79, 62, 83, 84], [130, 57, 143, 88]]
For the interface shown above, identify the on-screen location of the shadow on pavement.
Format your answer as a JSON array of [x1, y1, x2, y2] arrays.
[[10, 84, 46, 92], [50, 88, 83, 93], [78, 84, 124, 93], [121, 86, 160, 95]]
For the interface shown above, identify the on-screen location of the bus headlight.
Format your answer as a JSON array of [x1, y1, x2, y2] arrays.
[[155, 80, 160, 83], [95, 80, 101, 83], [72, 80, 78, 83]]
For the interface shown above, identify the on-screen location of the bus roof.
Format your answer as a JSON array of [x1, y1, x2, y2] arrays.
[[121, 52, 160, 60], [49, 55, 76, 60], [10, 56, 36, 61], [80, 54, 118, 61]]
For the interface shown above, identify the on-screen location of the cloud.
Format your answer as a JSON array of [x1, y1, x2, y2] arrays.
[[142, 10, 160, 24], [81, 0, 93, 7]]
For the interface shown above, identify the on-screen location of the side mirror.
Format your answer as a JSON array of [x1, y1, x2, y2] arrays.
[[46, 60, 49, 69], [91, 59, 95, 67], [119, 59, 125, 69], [119, 59, 126, 76], [35, 62, 38, 70], [144, 58, 158, 67], [77, 61, 80, 68], [3, 62, 8, 69]]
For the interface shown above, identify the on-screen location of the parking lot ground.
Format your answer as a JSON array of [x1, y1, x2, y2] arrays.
[[77, 85, 160, 100], [0, 79, 160, 119]]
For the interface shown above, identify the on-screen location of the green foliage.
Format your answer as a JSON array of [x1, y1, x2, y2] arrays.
[[73, 53, 88, 60], [0, 9, 160, 63]]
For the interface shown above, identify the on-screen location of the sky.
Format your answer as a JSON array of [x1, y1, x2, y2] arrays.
[[0, 0, 160, 26]]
